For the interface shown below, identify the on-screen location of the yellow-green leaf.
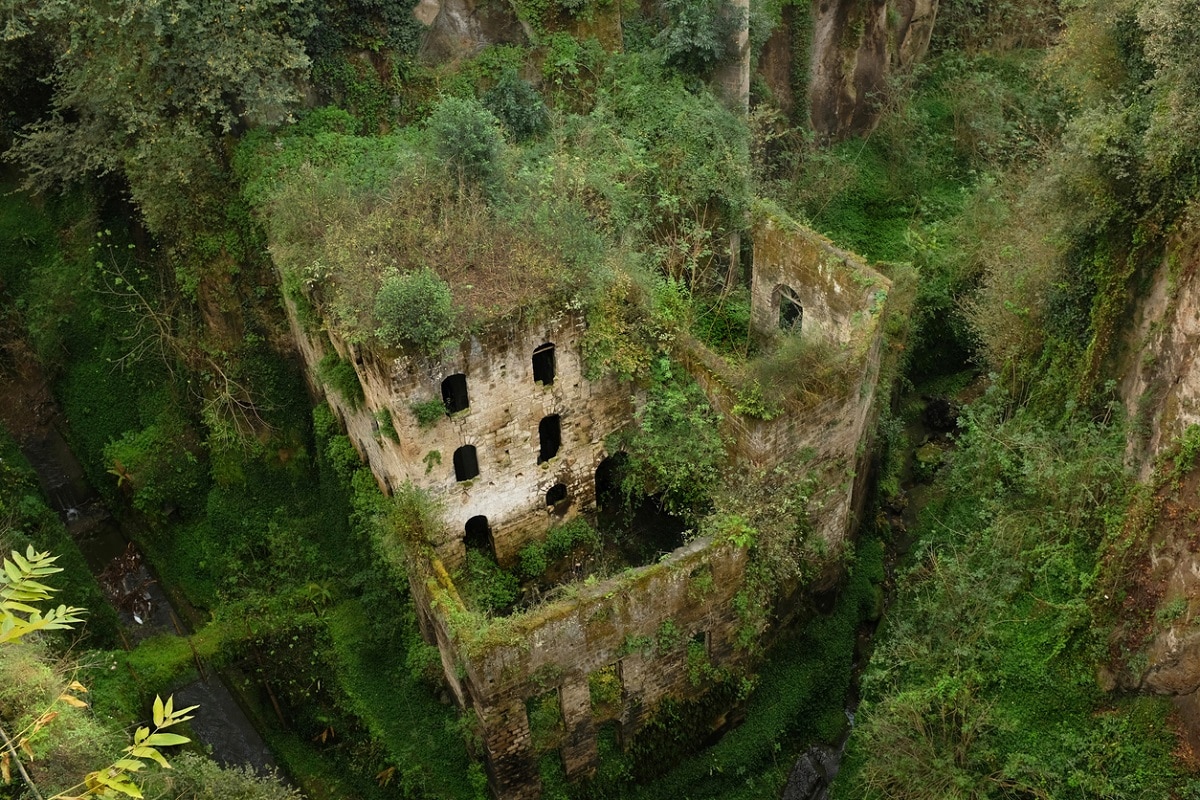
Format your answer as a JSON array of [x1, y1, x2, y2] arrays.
[[144, 733, 189, 747]]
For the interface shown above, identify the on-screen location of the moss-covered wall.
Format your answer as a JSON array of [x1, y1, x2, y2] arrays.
[[749, 209, 888, 344], [418, 537, 750, 798]]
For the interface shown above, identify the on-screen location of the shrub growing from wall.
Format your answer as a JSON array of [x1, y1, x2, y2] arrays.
[[374, 267, 457, 354]]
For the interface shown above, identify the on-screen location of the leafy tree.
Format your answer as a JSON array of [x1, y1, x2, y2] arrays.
[[374, 268, 457, 355], [3, 0, 313, 244], [655, 0, 743, 77], [483, 69, 549, 141], [426, 96, 505, 189]]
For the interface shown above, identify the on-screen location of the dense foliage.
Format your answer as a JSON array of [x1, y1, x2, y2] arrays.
[[609, 358, 725, 523], [838, 398, 1196, 798], [4, 0, 1200, 797]]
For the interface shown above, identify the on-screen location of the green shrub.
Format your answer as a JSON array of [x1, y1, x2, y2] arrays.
[[411, 398, 448, 428], [692, 287, 752, 357], [374, 268, 457, 355], [655, 0, 743, 77], [520, 541, 549, 579], [656, 619, 682, 651], [482, 68, 549, 141], [457, 550, 520, 615], [527, 690, 565, 752], [103, 422, 206, 522], [518, 518, 601, 580], [545, 517, 600, 555], [140, 752, 301, 800], [316, 352, 365, 409], [611, 357, 724, 522], [589, 665, 623, 716], [374, 407, 399, 442], [426, 96, 505, 189], [731, 380, 781, 420]]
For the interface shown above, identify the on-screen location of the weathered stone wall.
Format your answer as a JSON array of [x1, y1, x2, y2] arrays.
[[421, 538, 750, 798], [287, 307, 633, 571], [749, 213, 888, 345], [677, 216, 890, 547], [281, 214, 890, 799]]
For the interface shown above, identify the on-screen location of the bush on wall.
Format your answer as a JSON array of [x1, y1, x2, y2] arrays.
[[374, 267, 457, 354]]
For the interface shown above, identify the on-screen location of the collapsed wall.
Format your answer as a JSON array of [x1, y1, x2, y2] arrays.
[[282, 216, 890, 798]]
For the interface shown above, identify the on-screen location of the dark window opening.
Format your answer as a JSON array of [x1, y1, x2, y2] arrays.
[[546, 482, 569, 512], [691, 630, 709, 656], [464, 515, 494, 557], [453, 445, 479, 482], [594, 452, 630, 511], [532, 343, 556, 386], [442, 373, 469, 414], [538, 415, 562, 464], [779, 286, 803, 331]]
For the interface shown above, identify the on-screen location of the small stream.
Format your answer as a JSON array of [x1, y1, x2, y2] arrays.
[[10, 403, 277, 773]]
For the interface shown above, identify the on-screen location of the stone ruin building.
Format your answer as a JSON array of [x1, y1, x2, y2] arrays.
[[284, 211, 892, 798]]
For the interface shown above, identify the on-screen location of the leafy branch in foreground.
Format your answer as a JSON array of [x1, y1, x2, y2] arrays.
[[52, 695, 197, 800], [0, 547, 86, 645], [1, 550, 200, 799]]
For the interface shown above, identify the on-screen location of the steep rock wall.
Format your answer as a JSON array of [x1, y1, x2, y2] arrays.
[[1115, 205, 1200, 747], [808, 0, 937, 137]]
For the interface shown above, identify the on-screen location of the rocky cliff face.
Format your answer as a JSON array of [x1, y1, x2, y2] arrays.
[[1120, 208, 1200, 472], [414, 0, 530, 63], [807, 0, 937, 137], [411, 0, 936, 138], [1115, 203, 1200, 749]]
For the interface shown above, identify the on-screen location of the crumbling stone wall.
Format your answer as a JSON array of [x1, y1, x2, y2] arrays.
[[286, 308, 633, 571], [749, 213, 887, 346], [416, 538, 751, 798], [683, 213, 892, 545], [280, 214, 890, 799]]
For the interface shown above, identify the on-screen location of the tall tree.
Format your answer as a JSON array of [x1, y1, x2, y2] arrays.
[[3, 0, 313, 245]]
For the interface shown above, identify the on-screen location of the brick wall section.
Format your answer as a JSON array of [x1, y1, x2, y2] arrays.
[[422, 539, 751, 796], [559, 679, 598, 777]]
